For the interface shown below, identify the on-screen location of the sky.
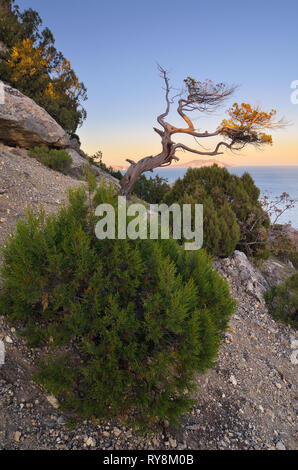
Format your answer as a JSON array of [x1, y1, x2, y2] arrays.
[[17, 0, 298, 166]]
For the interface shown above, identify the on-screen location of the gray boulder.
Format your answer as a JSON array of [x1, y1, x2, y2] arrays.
[[261, 258, 296, 287], [214, 250, 269, 302], [232, 251, 269, 300], [66, 148, 88, 169], [0, 83, 70, 148]]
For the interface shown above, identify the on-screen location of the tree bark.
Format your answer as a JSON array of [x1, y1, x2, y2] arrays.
[[119, 67, 282, 196]]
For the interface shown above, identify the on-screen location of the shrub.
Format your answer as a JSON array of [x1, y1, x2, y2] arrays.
[[163, 165, 269, 258], [265, 274, 298, 329], [269, 224, 298, 268], [133, 174, 170, 204], [28, 146, 72, 173], [290, 251, 298, 270], [89, 151, 123, 180], [0, 179, 235, 430]]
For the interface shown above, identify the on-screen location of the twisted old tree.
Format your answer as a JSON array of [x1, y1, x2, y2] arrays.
[[120, 67, 284, 196]]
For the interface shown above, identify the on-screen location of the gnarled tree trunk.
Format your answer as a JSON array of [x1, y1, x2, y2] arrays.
[[119, 66, 283, 196]]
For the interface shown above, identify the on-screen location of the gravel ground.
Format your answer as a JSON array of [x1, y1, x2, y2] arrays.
[[0, 145, 297, 450]]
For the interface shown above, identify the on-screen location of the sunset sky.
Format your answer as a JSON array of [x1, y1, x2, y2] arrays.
[[18, 0, 298, 166]]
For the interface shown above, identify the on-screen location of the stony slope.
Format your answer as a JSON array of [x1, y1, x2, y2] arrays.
[[0, 144, 118, 262], [0, 147, 297, 450]]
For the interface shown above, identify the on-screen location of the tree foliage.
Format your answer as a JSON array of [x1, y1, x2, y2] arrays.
[[265, 274, 298, 329], [28, 146, 73, 173], [0, 1, 87, 134], [89, 150, 123, 181], [219, 102, 279, 147], [163, 165, 270, 258], [0, 178, 235, 430], [133, 174, 170, 204], [120, 67, 284, 196]]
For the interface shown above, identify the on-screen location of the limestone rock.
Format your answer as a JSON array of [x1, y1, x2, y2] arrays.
[[14, 431, 21, 442], [66, 148, 88, 169], [0, 83, 70, 149], [84, 436, 96, 447], [261, 258, 296, 287], [214, 250, 269, 302], [46, 394, 59, 409]]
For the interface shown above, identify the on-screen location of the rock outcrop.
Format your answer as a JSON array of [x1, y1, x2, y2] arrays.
[[215, 249, 297, 301], [261, 258, 296, 287], [214, 250, 269, 302], [0, 83, 70, 149], [66, 148, 88, 169]]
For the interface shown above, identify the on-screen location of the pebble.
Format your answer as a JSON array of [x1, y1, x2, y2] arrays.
[[14, 431, 21, 442], [186, 424, 200, 430], [229, 375, 237, 386], [113, 427, 122, 437], [46, 395, 59, 409], [85, 436, 96, 447], [169, 438, 177, 448], [276, 441, 286, 450]]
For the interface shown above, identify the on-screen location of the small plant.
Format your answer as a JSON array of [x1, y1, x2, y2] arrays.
[[269, 224, 297, 262], [290, 251, 298, 270], [28, 146, 72, 173], [265, 274, 298, 329], [0, 176, 235, 431], [89, 150, 123, 180]]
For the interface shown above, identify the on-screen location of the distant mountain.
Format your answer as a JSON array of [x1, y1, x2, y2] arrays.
[[110, 164, 128, 171], [174, 159, 235, 168], [110, 159, 234, 171]]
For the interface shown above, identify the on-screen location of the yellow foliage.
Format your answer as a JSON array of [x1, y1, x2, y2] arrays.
[[45, 82, 58, 99], [6, 38, 80, 103], [260, 133, 273, 145], [7, 39, 49, 82], [219, 102, 277, 145]]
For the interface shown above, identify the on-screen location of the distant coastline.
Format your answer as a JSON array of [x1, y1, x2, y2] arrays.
[[111, 158, 234, 171], [116, 165, 298, 228], [148, 166, 298, 229]]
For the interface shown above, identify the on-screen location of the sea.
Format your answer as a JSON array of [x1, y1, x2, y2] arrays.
[[146, 166, 298, 229]]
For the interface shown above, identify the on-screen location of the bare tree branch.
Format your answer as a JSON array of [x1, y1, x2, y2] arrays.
[[156, 65, 172, 131], [173, 143, 224, 156], [119, 68, 285, 196]]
